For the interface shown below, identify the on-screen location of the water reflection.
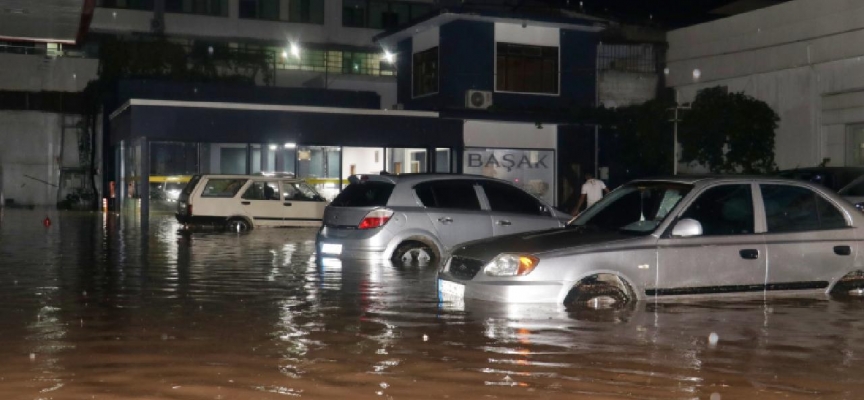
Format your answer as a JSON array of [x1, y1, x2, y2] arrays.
[[0, 209, 863, 399]]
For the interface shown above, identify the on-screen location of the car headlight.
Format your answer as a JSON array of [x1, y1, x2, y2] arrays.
[[484, 254, 539, 277]]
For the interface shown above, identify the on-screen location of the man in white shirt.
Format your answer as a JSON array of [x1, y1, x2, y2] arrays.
[[571, 172, 609, 216]]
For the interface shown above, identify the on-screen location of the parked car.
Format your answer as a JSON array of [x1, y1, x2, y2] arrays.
[[777, 167, 864, 192], [437, 176, 864, 308], [838, 175, 864, 211], [176, 174, 328, 230], [316, 174, 571, 263]]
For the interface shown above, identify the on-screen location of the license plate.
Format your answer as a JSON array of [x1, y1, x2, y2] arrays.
[[321, 243, 343, 255], [438, 279, 464, 299]]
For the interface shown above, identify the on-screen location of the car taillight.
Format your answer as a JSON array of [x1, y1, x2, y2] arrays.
[[358, 209, 393, 230]]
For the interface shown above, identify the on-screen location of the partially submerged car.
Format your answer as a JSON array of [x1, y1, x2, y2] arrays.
[[316, 174, 571, 263], [176, 174, 328, 230], [438, 176, 864, 308]]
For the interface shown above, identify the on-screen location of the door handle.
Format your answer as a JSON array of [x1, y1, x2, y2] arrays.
[[283, 202, 293, 207], [834, 245, 852, 256], [496, 220, 512, 226], [241, 201, 251, 205], [739, 249, 759, 260], [437, 217, 453, 224]]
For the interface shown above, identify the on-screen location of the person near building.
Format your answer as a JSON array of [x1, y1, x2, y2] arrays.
[[571, 172, 609, 216]]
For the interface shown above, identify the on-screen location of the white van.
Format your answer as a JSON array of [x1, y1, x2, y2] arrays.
[[176, 174, 328, 231]]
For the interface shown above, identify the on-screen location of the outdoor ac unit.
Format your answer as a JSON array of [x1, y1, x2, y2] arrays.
[[465, 90, 493, 109]]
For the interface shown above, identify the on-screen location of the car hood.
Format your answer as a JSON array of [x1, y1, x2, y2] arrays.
[[450, 227, 643, 261]]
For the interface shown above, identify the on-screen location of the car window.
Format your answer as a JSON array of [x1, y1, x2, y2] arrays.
[[760, 184, 848, 233], [572, 182, 692, 234], [182, 175, 202, 196], [283, 182, 320, 201], [201, 178, 246, 198], [840, 177, 864, 196], [415, 180, 481, 211], [480, 181, 547, 216], [242, 181, 281, 201], [331, 182, 394, 207], [680, 184, 754, 236]]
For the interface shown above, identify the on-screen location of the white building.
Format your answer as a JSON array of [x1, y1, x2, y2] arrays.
[[665, 0, 864, 171], [0, 0, 434, 206]]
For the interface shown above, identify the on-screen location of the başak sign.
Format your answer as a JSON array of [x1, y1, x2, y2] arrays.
[[463, 148, 554, 205]]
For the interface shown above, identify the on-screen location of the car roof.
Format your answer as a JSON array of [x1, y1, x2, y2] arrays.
[[630, 175, 825, 186], [357, 173, 509, 185], [199, 174, 303, 182]]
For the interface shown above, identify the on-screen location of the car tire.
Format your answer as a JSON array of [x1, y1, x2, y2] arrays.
[[225, 217, 252, 233], [563, 280, 631, 310], [392, 241, 436, 265]]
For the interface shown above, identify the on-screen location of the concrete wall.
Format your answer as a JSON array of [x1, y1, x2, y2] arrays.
[[91, 0, 433, 48], [0, 112, 63, 206], [598, 70, 657, 108], [666, 0, 864, 170], [0, 53, 98, 92]]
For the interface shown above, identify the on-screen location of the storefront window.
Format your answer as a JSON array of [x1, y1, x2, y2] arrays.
[[200, 143, 248, 175], [435, 148, 451, 173], [297, 146, 341, 200], [463, 148, 555, 205], [386, 148, 426, 174], [342, 147, 384, 181], [251, 143, 296, 176], [150, 142, 198, 176]]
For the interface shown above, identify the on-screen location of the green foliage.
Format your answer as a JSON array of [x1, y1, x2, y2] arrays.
[[678, 87, 779, 173], [613, 97, 676, 176]]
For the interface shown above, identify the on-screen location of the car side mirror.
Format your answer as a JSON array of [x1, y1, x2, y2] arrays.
[[672, 219, 703, 237]]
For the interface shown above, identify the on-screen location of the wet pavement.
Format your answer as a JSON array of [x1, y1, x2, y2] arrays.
[[1, 209, 864, 399]]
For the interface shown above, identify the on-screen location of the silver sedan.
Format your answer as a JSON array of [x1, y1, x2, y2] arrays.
[[437, 176, 864, 308]]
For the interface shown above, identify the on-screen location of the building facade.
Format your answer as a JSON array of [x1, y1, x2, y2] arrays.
[[665, 0, 864, 171]]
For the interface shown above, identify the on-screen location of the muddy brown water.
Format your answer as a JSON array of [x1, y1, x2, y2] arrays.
[[1, 209, 863, 399]]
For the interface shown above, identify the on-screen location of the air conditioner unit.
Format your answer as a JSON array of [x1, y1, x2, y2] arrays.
[[465, 90, 493, 109]]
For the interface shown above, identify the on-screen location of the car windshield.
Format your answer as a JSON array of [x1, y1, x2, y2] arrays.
[[570, 182, 693, 234]]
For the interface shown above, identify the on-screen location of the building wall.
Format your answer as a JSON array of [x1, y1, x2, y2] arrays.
[[0, 112, 68, 206], [665, 0, 864, 170], [0, 53, 98, 92], [397, 19, 599, 111], [597, 70, 658, 108]]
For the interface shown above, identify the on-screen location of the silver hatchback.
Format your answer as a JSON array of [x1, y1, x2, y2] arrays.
[[438, 176, 864, 308], [316, 174, 571, 263]]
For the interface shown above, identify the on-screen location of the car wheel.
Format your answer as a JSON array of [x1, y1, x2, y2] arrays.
[[392, 241, 435, 265], [564, 278, 632, 310], [225, 218, 251, 233]]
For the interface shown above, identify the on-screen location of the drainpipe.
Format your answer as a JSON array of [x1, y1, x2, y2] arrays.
[[594, 41, 600, 178]]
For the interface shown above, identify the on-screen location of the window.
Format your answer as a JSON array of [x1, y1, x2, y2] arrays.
[[496, 42, 558, 94], [98, 0, 154, 10], [284, 182, 320, 201], [413, 47, 438, 97], [242, 181, 281, 200], [415, 180, 481, 211], [840, 177, 864, 197], [481, 181, 547, 216], [761, 185, 848, 233], [342, 0, 367, 27], [239, 0, 279, 20], [680, 185, 754, 236], [276, 48, 394, 76], [387, 148, 426, 174], [573, 183, 692, 234], [331, 182, 394, 207], [201, 179, 247, 198], [166, 0, 227, 16], [288, 0, 324, 23]]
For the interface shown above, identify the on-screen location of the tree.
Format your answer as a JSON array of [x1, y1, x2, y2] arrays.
[[614, 95, 676, 177], [678, 87, 779, 173]]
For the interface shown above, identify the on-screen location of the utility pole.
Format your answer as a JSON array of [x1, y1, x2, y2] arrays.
[[668, 96, 691, 175]]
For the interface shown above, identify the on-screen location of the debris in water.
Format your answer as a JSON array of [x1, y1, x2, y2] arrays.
[[423, 334, 428, 342], [710, 393, 721, 400], [708, 332, 719, 347], [29, 353, 35, 361]]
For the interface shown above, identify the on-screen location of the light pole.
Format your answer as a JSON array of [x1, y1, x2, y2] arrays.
[[668, 100, 691, 175]]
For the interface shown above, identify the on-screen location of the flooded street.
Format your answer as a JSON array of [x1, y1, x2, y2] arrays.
[[1, 209, 863, 399]]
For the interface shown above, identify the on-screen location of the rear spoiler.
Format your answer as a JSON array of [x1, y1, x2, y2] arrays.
[[348, 174, 397, 185]]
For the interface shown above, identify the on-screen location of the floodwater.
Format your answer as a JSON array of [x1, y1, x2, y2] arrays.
[[1, 210, 864, 400]]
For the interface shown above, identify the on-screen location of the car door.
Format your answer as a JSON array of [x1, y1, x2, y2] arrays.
[[280, 180, 327, 226], [239, 179, 284, 226], [759, 184, 857, 292], [655, 183, 767, 296], [477, 180, 563, 236], [414, 179, 493, 250]]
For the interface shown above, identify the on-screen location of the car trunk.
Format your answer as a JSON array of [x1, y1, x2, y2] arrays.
[[324, 181, 395, 228]]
